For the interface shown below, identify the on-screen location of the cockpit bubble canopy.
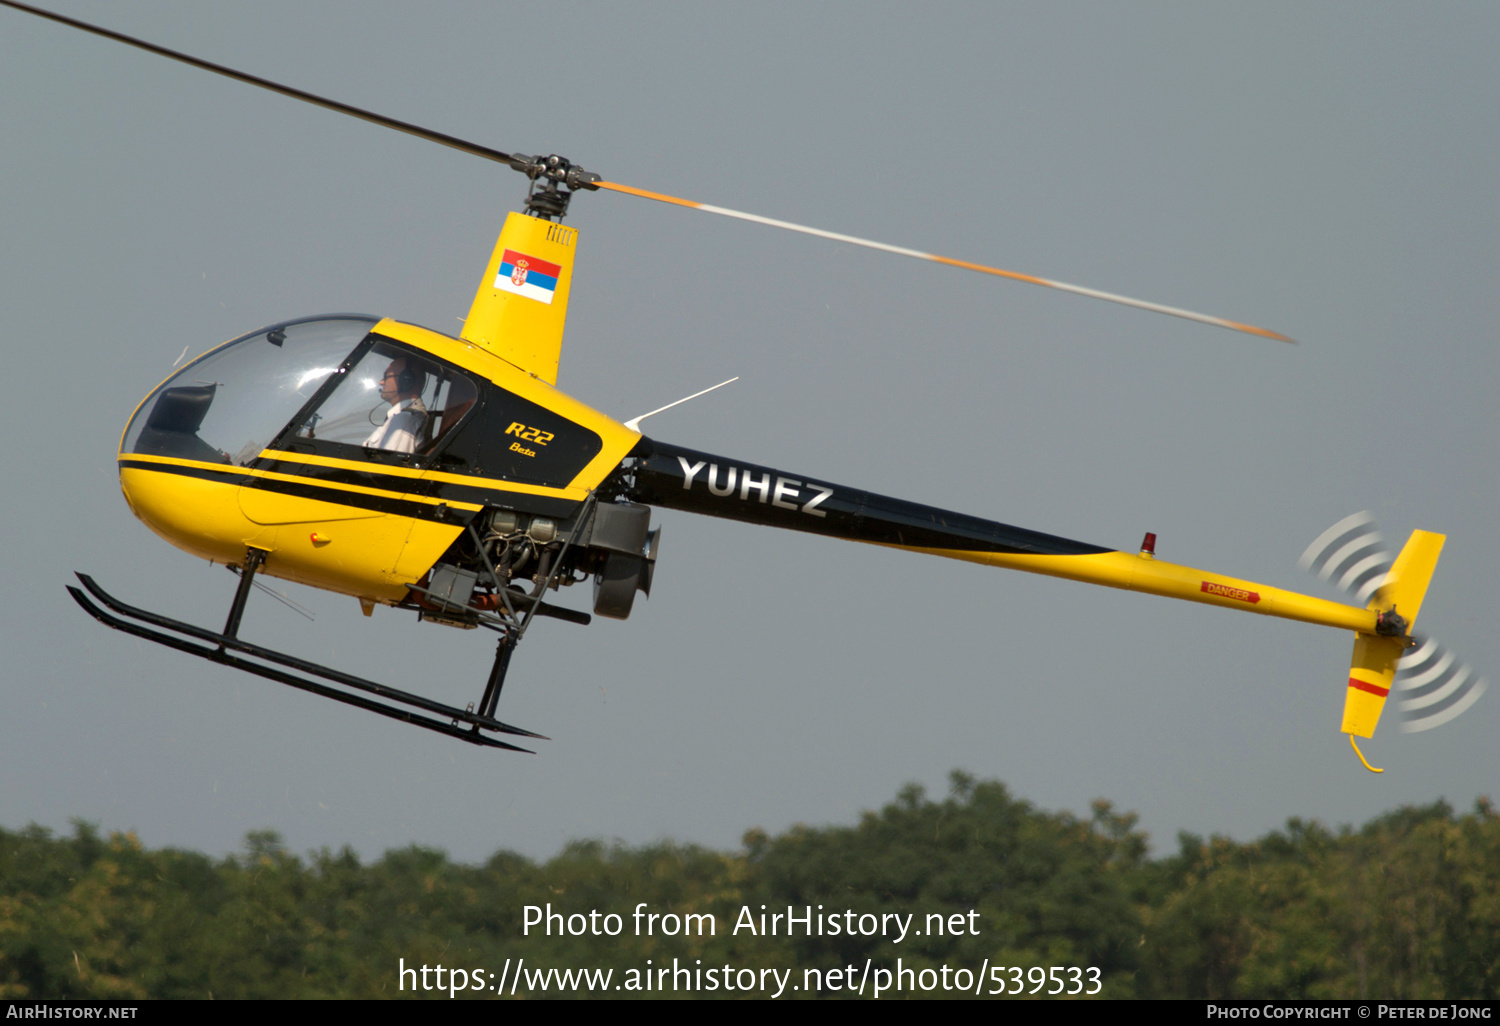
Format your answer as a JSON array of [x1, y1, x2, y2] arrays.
[[122, 316, 380, 466]]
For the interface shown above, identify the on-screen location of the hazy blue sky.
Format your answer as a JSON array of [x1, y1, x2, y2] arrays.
[[1, 2, 1495, 863]]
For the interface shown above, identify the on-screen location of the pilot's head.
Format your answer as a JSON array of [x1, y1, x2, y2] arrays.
[[379, 357, 426, 404]]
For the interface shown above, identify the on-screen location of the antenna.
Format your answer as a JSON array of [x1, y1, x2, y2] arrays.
[[624, 377, 739, 432]]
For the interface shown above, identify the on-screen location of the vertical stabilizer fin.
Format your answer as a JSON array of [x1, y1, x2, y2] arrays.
[[460, 211, 577, 384], [1372, 529, 1445, 626], [1343, 632, 1408, 739]]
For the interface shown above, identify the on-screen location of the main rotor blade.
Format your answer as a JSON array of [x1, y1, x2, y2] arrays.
[[597, 180, 1295, 344], [0, 0, 525, 171], [6, 0, 1294, 343]]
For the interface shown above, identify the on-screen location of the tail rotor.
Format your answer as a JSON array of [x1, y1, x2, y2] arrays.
[[1299, 511, 1392, 606], [1301, 512, 1485, 739], [1395, 636, 1487, 733]]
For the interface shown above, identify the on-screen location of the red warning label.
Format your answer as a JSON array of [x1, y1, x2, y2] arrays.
[[1201, 581, 1260, 604]]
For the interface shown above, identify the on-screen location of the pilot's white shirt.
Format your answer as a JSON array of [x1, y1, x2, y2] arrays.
[[363, 398, 426, 453]]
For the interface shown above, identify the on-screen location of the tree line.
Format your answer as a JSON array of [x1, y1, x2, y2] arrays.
[[1, 772, 1495, 999]]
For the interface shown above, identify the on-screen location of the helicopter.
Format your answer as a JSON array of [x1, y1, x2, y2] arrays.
[[8, 2, 1483, 769]]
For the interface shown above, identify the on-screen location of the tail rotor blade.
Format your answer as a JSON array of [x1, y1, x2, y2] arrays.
[[1396, 636, 1487, 732], [1299, 511, 1392, 605]]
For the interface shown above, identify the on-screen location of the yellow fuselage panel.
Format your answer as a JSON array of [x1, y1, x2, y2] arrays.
[[460, 212, 578, 384], [239, 482, 386, 525], [122, 464, 275, 564], [121, 461, 440, 602]]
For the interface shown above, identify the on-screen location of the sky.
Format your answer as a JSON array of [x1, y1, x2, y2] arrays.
[[1, 1, 1495, 865]]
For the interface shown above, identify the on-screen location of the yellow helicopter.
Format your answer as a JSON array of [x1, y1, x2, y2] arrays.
[[11, 1, 1481, 765]]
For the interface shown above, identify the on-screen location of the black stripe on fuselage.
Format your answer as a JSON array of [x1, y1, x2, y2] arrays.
[[117, 458, 580, 523], [628, 440, 1111, 557], [250, 457, 581, 518]]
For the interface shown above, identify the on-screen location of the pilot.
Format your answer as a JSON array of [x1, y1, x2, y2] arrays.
[[364, 357, 429, 453]]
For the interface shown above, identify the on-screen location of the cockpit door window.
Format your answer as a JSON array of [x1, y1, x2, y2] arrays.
[[276, 337, 478, 467]]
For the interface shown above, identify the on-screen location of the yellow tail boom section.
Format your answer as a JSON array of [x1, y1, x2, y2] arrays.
[[461, 211, 578, 384], [896, 545, 1380, 634]]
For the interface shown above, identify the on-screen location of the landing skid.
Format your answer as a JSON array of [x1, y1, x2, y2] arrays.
[[66, 563, 547, 753]]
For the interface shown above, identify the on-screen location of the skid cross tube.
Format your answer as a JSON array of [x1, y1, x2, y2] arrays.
[[67, 572, 547, 751]]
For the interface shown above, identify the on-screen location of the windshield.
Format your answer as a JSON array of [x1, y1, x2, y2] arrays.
[[122, 316, 379, 465]]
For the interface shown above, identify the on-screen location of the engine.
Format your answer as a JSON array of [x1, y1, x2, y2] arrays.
[[411, 499, 659, 629]]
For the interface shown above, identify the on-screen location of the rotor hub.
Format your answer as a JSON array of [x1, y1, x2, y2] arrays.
[[514, 153, 600, 221]]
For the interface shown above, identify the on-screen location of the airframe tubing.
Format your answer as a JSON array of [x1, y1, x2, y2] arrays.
[[629, 439, 1375, 634]]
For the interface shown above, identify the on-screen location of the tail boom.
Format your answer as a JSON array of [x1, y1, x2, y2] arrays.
[[902, 545, 1377, 634], [628, 439, 1375, 634], [630, 444, 1472, 760]]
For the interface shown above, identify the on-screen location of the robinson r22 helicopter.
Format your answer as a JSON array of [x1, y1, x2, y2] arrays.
[[12, 1, 1482, 767]]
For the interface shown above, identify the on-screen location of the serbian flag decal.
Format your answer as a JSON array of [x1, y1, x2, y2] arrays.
[[495, 249, 562, 305]]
